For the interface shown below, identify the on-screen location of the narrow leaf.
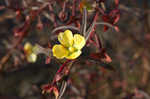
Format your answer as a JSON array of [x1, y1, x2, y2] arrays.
[[58, 81, 68, 99], [81, 7, 87, 36]]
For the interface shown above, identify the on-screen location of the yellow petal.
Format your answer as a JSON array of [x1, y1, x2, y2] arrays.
[[66, 50, 81, 59], [73, 34, 85, 50], [68, 46, 76, 53], [58, 30, 73, 47], [52, 44, 69, 59], [24, 42, 33, 54], [27, 53, 37, 63]]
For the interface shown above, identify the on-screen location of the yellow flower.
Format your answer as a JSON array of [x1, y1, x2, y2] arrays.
[[52, 30, 85, 59], [24, 42, 37, 63]]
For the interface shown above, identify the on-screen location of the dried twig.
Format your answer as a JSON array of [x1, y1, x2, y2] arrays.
[[58, 81, 68, 99], [52, 26, 80, 34], [81, 7, 87, 36]]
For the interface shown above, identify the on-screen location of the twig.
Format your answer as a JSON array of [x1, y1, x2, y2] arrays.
[[85, 11, 99, 41], [58, 81, 68, 99], [81, 7, 87, 36], [85, 22, 116, 42], [51, 26, 80, 34], [95, 22, 116, 30]]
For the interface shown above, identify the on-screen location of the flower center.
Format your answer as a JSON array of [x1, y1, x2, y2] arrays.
[[68, 47, 75, 53]]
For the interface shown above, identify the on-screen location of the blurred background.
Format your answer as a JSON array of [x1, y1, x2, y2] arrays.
[[0, 0, 150, 99]]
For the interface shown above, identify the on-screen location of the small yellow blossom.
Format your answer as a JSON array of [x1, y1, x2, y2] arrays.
[[52, 30, 85, 59], [24, 42, 37, 63]]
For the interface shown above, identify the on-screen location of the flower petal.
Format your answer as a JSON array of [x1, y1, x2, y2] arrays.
[[24, 42, 33, 54], [52, 44, 69, 59], [58, 30, 73, 47], [73, 34, 85, 50], [27, 53, 37, 63], [66, 50, 81, 59]]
